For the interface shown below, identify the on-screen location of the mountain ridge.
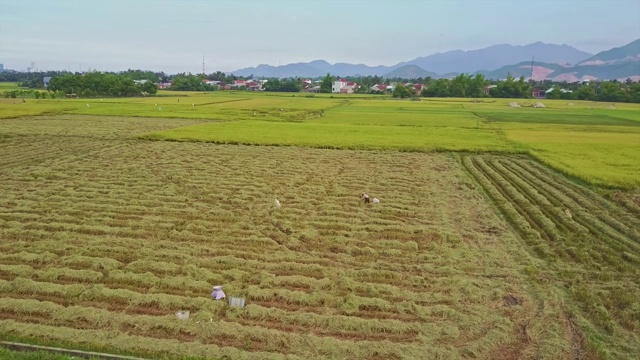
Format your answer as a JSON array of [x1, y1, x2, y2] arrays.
[[396, 42, 591, 74], [231, 40, 639, 81], [231, 41, 591, 78], [579, 39, 640, 65]]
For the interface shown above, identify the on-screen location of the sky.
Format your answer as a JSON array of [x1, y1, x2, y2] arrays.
[[1, 0, 639, 73]]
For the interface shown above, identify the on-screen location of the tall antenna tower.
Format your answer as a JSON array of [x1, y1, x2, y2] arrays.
[[530, 56, 534, 81], [202, 55, 205, 75]]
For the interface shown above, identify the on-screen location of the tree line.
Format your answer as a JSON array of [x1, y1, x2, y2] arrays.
[[370, 73, 639, 103], [257, 72, 640, 103], [48, 73, 157, 97], [2, 69, 638, 102]]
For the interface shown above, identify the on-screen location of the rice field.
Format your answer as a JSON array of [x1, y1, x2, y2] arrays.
[[0, 116, 539, 359], [0, 93, 639, 359], [463, 154, 640, 357], [1, 92, 639, 188]]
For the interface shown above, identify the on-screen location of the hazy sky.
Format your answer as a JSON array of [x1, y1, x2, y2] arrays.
[[1, 0, 639, 73]]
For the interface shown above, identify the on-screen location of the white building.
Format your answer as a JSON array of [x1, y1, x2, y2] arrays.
[[332, 78, 347, 93], [332, 79, 360, 93], [545, 87, 573, 94]]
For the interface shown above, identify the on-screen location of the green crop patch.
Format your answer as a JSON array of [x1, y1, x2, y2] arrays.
[[506, 127, 640, 189], [477, 110, 640, 127], [141, 120, 522, 152]]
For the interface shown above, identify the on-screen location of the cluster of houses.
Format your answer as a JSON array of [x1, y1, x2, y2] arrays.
[[148, 79, 575, 99], [41, 74, 575, 98], [532, 87, 573, 99], [205, 79, 267, 91], [329, 79, 426, 94], [152, 77, 427, 94], [155, 79, 267, 90], [481, 84, 573, 98]]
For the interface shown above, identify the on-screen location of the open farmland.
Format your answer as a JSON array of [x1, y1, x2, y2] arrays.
[[0, 94, 639, 359], [1, 92, 639, 188]]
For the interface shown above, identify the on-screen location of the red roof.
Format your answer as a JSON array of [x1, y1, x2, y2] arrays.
[[347, 81, 356, 86], [339, 78, 347, 82], [377, 84, 388, 90], [234, 80, 246, 84]]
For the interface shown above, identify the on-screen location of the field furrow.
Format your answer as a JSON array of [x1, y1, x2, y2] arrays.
[[487, 159, 640, 271], [508, 159, 640, 233], [462, 153, 640, 353], [500, 160, 640, 255]]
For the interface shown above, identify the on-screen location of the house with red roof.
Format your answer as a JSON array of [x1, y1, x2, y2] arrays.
[[246, 81, 262, 91], [370, 84, 392, 92]]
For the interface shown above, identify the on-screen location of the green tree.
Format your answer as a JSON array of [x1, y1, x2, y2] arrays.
[[320, 73, 333, 93], [574, 84, 595, 100], [171, 74, 214, 91], [597, 82, 629, 102], [263, 78, 301, 92], [560, 89, 576, 100], [628, 83, 640, 103], [422, 78, 450, 97], [209, 71, 226, 81], [139, 81, 158, 95], [279, 78, 302, 92], [490, 74, 531, 98], [263, 78, 282, 92], [469, 74, 488, 98], [546, 87, 562, 99], [47, 73, 156, 97], [449, 74, 471, 97], [121, 69, 160, 82], [392, 83, 412, 98]]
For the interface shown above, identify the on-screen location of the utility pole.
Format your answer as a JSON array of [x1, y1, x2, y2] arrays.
[[202, 55, 205, 75]]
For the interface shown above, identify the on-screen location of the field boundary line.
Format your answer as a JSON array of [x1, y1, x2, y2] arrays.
[[0, 341, 149, 360]]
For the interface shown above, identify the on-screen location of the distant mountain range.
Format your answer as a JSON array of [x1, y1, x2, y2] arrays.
[[579, 39, 640, 65], [394, 42, 591, 74], [478, 40, 640, 82], [232, 40, 640, 81]]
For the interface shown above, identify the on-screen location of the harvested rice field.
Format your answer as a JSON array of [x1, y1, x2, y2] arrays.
[[0, 114, 638, 359]]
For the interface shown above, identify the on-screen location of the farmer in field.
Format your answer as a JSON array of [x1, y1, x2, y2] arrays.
[[362, 193, 370, 204], [211, 286, 225, 300]]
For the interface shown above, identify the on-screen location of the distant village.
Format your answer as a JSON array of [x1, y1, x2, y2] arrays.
[[155, 78, 427, 95], [31, 74, 617, 101], [153, 77, 568, 99], [1, 67, 635, 102]]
